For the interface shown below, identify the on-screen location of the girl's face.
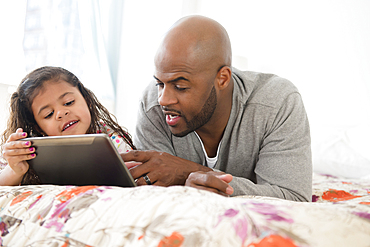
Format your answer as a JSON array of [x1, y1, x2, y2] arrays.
[[31, 80, 91, 136]]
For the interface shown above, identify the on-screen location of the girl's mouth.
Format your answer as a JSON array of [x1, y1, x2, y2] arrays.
[[62, 120, 79, 131]]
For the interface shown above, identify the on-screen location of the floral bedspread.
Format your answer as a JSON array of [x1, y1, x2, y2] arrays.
[[0, 173, 369, 247]]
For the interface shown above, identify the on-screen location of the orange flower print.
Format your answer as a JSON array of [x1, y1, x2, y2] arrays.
[[248, 234, 297, 247], [61, 239, 70, 247], [157, 231, 184, 247], [322, 189, 361, 202], [10, 191, 33, 206], [57, 186, 98, 203]]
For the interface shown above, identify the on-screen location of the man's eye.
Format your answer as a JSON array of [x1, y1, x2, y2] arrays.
[[64, 100, 75, 106], [45, 111, 54, 119], [155, 82, 164, 87], [175, 86, 187, 91]]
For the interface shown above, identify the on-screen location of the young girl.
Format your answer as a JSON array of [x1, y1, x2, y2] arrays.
[[0, 66, 136, 186]]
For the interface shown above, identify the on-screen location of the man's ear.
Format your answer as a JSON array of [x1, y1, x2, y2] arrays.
[[216, 66, 232, 90]]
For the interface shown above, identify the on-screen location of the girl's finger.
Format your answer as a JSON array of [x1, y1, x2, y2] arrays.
[[3, 140, 32, 153], [7, 153, 36, 165], [7, 130, 27, 142], [3, 145, 35, 158]]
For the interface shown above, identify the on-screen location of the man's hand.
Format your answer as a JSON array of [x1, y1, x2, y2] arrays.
[[185, 171, 234, 196], [120, 150, 212, 186]]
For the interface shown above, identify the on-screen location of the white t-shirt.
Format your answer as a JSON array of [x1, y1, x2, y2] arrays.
[[195, 132, 221, 168]]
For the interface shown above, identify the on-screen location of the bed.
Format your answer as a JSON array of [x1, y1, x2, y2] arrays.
[[0, 172, 369, 247]]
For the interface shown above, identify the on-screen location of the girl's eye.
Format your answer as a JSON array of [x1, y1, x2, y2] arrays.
[[64, 100, 75, 106], [45, 111, 54, 119]]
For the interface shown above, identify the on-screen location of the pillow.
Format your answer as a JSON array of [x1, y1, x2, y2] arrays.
[[312, 124, 370, 178]]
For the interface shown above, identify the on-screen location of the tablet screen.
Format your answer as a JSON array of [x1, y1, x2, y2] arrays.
[[24, 134, 136, 187]]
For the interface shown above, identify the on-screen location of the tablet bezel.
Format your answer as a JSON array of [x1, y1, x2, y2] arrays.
[[23, 134, 136, 187]]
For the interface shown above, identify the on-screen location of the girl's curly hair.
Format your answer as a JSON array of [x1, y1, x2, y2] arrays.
[[1, 66, 136, 185]]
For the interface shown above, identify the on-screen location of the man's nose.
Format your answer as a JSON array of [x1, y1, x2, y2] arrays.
[[158, 86, 178, 106]]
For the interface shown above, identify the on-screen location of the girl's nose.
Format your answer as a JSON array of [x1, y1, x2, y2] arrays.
[[56, 109, 69, 119]]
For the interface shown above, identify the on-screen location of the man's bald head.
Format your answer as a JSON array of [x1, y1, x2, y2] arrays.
[[155, 15, 232, 73], [153, 16, 234, 138]]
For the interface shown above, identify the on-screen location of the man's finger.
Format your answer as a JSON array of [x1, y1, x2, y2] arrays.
[[215, 174, 233, 183], [120, 150, 151, 163], [188, 172, 230, 193], [125, 161, 141, 169], [129, 162, 152, 180], [135, 173, 158, 186], [186, 183, 229, 196]]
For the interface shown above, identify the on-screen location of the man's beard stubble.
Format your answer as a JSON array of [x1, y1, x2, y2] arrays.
[[173, 86, 217, 137]]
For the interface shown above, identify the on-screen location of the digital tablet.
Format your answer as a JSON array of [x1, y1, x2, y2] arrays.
[[23, 134, 136, 187]]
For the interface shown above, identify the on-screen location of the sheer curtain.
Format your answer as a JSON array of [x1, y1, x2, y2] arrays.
[[0, 1, 27, 131], [115, 0, 186, 134], [0, 0, 123, 133], [78, 0, 125, 113]]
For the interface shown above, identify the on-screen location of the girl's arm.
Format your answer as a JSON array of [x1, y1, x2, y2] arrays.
[[0, 128, 36, 186], [0, 165, 25, 186]]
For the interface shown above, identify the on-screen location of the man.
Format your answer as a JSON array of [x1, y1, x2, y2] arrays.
[[121, 15, 312, 202]]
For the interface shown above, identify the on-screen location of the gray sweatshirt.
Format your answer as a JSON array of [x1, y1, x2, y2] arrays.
[[134, 68, 312, 202]]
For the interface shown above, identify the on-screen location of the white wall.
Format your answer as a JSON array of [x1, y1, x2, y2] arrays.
[[1, 0, 370, 154], [116, 1, 185, 135], [115, 0, 370, 149]]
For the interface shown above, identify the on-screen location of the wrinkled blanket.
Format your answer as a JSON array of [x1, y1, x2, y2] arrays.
[[0, 173, 369, 247]]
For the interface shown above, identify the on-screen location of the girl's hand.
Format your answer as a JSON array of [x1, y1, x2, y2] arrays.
[[2, 128, 36, 179]]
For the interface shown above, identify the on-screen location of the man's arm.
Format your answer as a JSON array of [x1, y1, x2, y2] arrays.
[[184, 92, 311, 201], [130, 84, 311, 201], [230, 92, 312, 201]]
